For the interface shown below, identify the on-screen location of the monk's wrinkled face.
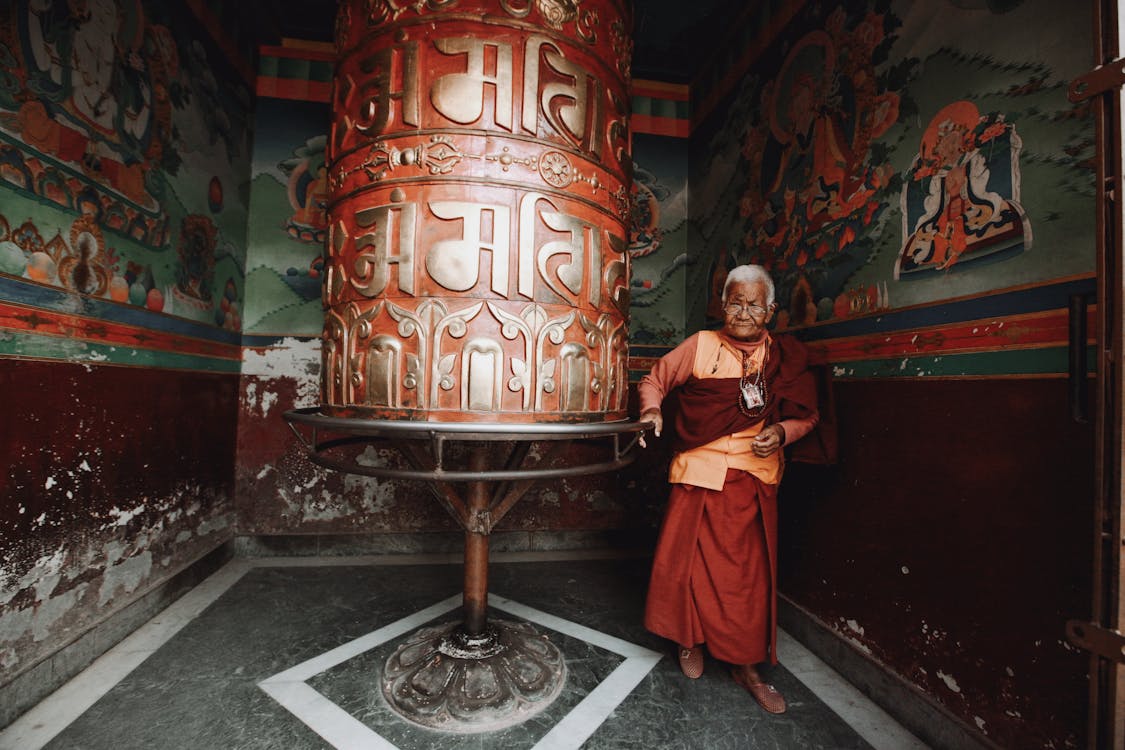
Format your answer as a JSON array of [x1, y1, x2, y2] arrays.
[[722, 280, 775, 341]]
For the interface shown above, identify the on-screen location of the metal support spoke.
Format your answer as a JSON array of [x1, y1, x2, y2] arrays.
[[490, 441, 532, 507], [431, 433, 445, 472], [284, 419, 315, 452], [397, 441, 469, 527], [488, 440, 571, 528]]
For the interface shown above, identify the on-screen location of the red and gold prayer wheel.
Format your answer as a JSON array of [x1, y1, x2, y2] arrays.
[[323, 0, 633, 424]]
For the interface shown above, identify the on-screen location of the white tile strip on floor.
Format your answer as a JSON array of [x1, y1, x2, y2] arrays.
[[777, 630, 930, 750], [0, 559, 253, 750], [257, 679, 399, 750], [257, 592, 663, 750], [262, 594, 464, 684], [487, 594, 662, 750], [0, 554, 928, 750], [256, 595, 467, 750]]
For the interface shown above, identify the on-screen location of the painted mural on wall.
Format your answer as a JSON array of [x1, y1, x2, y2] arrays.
[[0, 0, 251, 331], [690, 0, 1093, 331], [897, 101, 1030, 278], [243, 97, 331, 335], [628, 133, 689, 345], [736, 8, 900, 313]]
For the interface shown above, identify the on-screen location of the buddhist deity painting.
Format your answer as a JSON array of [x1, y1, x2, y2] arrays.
[[0, 0, 174, 245], [896, 101, 1030, 278], [737, 7, 901, 284], [629, 165, 666, 260], [280, 135, 329, 245], [174, 214, 218, 311], [0, 0, 251, 330]]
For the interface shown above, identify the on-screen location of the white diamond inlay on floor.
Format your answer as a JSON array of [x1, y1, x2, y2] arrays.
[[258, 592, 664, 750], [0, 554, 928, 750]]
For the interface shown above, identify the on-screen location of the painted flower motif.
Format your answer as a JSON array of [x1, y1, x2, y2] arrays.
[[536, 0, 579, 29], [978, 122, 1008, 143], [12, 223, 44, 254]]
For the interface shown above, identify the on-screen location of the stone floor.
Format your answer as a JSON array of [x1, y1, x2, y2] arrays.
[[0, 552, 928, 750]]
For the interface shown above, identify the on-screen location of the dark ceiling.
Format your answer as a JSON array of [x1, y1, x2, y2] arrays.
[[630, 1, 732, 83], [243, 0, 732, 84]]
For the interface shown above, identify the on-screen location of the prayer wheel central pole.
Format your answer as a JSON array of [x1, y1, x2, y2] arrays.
[[380, 441, 568, 732], [462, 448, 490, 636]]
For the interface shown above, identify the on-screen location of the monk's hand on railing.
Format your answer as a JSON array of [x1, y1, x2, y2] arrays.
[[638, 408, 662, 448]]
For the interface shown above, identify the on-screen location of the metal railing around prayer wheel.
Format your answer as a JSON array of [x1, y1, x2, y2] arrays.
[[283, 0, 644, 732]]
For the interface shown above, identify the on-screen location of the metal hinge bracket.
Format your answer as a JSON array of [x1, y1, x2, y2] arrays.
[[1066, 619, 1125, 662], [1069, 59, 1125, 102]]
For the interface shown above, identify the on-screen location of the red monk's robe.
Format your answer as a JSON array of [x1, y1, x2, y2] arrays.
[[639, 332, 819, 665]]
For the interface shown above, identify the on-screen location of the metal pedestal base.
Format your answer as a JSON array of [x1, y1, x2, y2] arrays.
[[381, 618, 566, 732], [282, 413, 649, 733]]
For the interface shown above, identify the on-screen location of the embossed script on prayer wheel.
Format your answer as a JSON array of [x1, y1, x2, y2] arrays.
[[324, 0, 633, 424]]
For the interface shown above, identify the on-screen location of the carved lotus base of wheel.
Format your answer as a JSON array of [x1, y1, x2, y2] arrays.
[[381, 618, 567, 732]]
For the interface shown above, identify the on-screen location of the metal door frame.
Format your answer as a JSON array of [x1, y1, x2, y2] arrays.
[[1069, 0, 1125, 745]]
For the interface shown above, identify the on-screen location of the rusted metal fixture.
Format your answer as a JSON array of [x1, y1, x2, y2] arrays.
[[284, 0, 637, 732], [378, 447, 568, 732], [283, 416, 647, 731]]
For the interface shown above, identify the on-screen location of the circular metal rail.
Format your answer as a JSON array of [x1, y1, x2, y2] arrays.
[[282, 407, 652, 482]]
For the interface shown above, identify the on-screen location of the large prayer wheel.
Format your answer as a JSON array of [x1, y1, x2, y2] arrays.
[[324, 0, 633, 425]]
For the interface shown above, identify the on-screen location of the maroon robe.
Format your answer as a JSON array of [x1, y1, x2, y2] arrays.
[[644, 334, 818, 665]]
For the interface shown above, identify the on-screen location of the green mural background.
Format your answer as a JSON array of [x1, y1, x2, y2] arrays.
[[243, 97, 328, 336], [688, 0, 1094, 333]]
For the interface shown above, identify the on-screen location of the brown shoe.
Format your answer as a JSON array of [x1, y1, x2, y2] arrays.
[[731, 667, 786, 714], [677, 646, 703, 679]]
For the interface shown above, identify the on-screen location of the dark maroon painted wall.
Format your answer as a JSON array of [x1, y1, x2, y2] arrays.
[[778, 377, 1094, 748], [0, 359, 238, 684]]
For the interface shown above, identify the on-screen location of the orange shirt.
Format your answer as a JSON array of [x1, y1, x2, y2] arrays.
[[638, 331, 819, 491]]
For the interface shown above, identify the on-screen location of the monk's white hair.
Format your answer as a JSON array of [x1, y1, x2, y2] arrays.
[[722, 264, 775, 305]]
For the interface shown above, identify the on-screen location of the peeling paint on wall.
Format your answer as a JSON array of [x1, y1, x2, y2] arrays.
[[0, 489, 235, 679], [937, 670, 962, 693], [241, 337, 321, 405], [1, 359, 239, 686]]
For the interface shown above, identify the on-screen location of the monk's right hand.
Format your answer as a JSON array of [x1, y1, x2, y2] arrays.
[[638, 408, 662, 447]]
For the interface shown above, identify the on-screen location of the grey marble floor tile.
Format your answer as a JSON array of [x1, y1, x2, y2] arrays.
[[37, 559, 876, 750]]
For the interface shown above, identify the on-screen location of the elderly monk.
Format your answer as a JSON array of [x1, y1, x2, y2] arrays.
[[638, 264, 819, 714]]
